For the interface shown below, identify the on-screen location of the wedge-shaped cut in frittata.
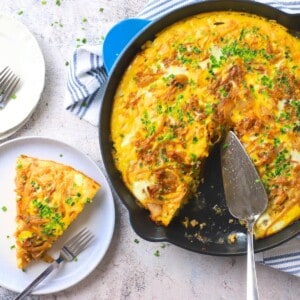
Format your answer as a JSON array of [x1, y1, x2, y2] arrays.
[[14, 155, 100, 269]]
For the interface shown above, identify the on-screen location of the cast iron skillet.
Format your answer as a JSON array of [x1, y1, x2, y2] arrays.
[[99, 0, 300, 256]]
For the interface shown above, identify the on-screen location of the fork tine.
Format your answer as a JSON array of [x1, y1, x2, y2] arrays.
[[0, 76, 20, 106], [71, 233, 93, 257], [6, 76, 19, 94], [60, 228, 94, 262], [0, 68, 12, 88], [0, 66, 9, 79], [0, 66, 8, 74], [65, 227, 89, 247], [65, 228, 94, 254], [65, 232, 94, 258], [0, 66, 20, 107], [0, 66, 9, 78]]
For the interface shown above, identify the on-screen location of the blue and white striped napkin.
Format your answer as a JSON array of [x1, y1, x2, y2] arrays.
[[65, 0, 300, 276], [65, 45, 107, 125], [255, 237, 300, 276]]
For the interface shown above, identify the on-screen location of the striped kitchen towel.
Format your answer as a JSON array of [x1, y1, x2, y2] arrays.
[[65, 0, 300, 275], [65, 45, 107, 125], [255, 237, 300, 276]]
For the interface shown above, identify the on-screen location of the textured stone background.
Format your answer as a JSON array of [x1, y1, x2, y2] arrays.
[[0, 1, 300, 299]]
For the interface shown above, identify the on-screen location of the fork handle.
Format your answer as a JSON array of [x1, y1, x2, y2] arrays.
[[14, 258, 63, 300]]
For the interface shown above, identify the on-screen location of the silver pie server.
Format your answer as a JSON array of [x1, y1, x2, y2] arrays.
[[221, 131, 268, 300]]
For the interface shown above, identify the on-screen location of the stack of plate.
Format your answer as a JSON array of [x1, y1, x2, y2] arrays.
[[0, 14, 45, 140]]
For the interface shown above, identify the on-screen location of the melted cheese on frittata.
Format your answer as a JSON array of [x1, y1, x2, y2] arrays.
[[15, 155, 100, 269], [111, 11, 300, 238]]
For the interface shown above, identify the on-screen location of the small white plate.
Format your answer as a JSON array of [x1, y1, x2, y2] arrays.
[[0, 15, 45, 139], [0, 137, 115, 295]]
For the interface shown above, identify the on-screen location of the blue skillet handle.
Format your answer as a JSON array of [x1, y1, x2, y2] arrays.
[[103, 18, 151, 74]]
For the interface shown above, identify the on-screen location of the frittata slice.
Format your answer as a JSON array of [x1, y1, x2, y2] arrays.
[[14, 155, 100, 269]]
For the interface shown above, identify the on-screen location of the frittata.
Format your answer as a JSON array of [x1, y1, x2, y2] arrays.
[[15, 155, 100, 269], [111, 11, 300, 239]]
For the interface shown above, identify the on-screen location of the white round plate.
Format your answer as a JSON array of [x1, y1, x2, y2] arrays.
[[0, 15, 45, 139], [0, 137, 115, 295]]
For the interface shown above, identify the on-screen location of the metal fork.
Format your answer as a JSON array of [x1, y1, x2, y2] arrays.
[[0, 66, 20, 108], [15, 228, 94, 300]]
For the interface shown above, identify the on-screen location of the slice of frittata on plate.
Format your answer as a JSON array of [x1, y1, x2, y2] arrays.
[[14, 155, 100, 269]]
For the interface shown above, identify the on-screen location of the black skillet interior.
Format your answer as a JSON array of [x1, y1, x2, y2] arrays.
[[99, 0, 300, 256]]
